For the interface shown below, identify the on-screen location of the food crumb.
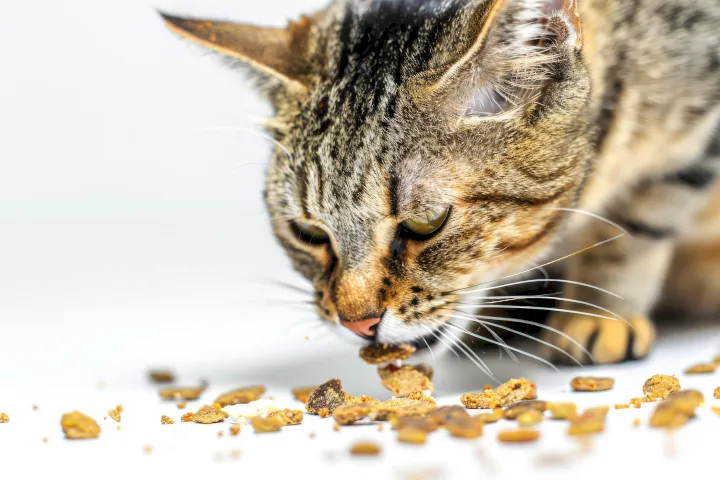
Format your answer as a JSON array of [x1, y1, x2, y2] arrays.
[[359, 344, 415, 364], [229, 424, 241, 436], [567, 406, 609, 436], [42, 437, 48, 443], [711, 407, 720, 416], [305, 336, 309, 341], [217, 431, 223, 438], [350, 441, 382, 455], [32, 404, 39, 411], [231, 449, 241, 459], [108, 405, 123, 423], [181, 412, 194, 422], [143, 445, 153, 454], [517, 410, 544, 427], [117, 426, 122, 431], [214, 386, 267, 407], [714, 387, 720, 399], [309, 432, 317, 439], [333, 404, 371, 425], [191, 405, 229, 424], [0, 413, 9, 423], [251, 414, 286, 433], [149, 370, 175, 383], [398, 427, 428, 444], [333, 424, 341, 432], [570, 377, 615, 392], [61, 411, 101, 439], [446, 416, 484, 439], [461, 378, 535, 409], [319, 408, 332, 418], [497, 429, 540, 443], [161, 415, 174, 425], [176, 401, 187, 409], [614, 404, 630, 409], [633, 418, 641, 427], [683, 363, 716, 374]]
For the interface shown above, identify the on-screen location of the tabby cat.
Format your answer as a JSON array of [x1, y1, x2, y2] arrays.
[[161, 0, 720, 365]]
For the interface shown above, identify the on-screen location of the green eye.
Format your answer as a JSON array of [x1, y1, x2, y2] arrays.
[[402, 206, 451, 238], [291, 219, 330, 245]]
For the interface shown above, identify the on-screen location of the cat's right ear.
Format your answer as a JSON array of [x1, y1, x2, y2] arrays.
[[159, 11, 322, 96]]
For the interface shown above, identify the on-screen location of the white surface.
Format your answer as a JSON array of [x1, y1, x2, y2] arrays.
[[1, 0, 720, 479]]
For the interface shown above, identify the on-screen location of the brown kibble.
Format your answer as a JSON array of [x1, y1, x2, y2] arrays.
[[502, 400, 547, 420], [251, 414, 286, 433], [398, 427, 429, 444], [684, 363, 717, 374], [667, 390, 704, 410], [711, 407, 720, 416], [160, 415, 174, 425], [191, 405, 229, 424], [229, 424, 241, 436], [333, 404, 371, 425], [714, 387, 720, 399], [0, 413, 9, 423], [570, 376, 615, 392], [61, 412, 101, 439], [497, 429, 540, 443], [333, 424, 341, 432], [108, 405, 122, 423], [214, 386, 266, 407], [381, 366, 434, 397], [359, 344, 415, 364], [367, 395, 437, 421], [427, 405, 469, 425], [268, 409, 303, 425], [306, 379, 346, 415], [390, 416, 439, 432], [567, 406, 608, 436], [292, 386, 317, 404], [446, 416, 484, 439], [517, 410, 544, 427], [181, 412, 194, 422], [474, 412, 501, 424], [614, 404, 630, 409], [345, 394, 380, 406], [649, 402, 689, 429], [547, 402, 577, 420], [159, 385, 205, 401], [642, 375, 680, 400], [149, 370, 175, 383], [461, 378, 535, 409], [176, 401, 187, 409], [350, 441, 381, 455]]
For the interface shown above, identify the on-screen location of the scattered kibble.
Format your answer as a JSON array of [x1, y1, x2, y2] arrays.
[[61, 412, 101, 439], [642, 375, 680, 401], [108, 405, 123, 423], [229, 424, 241, 436], [684, 363, 716, 374], [161, 415, 174, 425], [570, 377, 615, 392], [350, 441, 382, 455], [497, 429, 540, 443], [0, 413, 8, 423]]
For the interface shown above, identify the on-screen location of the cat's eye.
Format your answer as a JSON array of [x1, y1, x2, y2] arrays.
[[290, 219, 330, 245], [402, 206, 451, 239]]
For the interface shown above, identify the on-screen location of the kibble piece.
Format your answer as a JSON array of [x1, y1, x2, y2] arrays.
[[149, 370, 175, 383], [446, 416, 484, 439], [214, 386, 267, 407], [461, 378, 535, 409], [191, 405, 229, 424], [684, 363, 717, 374], [633, 418, 641, 427], [359, 344, 415, 364], [181, 412, 194, 422], [642, 375, 680, 401], [517, 410, 544, 427], [570, 377, 615, 392], [292, 386, 317, 404], [474, 412, 501, 424], [714, 387, 720, 399], [381, 366, 434, 397], [160, 386, 206, 401], [350, 441, 381, 455], [160, 415, 174, 425], [251, 414, 286, 433], [333, 404, 371, 425], [649, 402, 690, 429], [502, 400, 547, 420], [268, 409, 304, 425], [390, 416, 439, 432], [176, 401, 187, 409], [567, 407, 608, 436], [0, 413, 9, 423], [711, 407, 720, 416], [398, 427, 429, 444], [306, 379, 346, 415], [614, 404, 630, 409], [547, 402, 577, 420], [61, 412, 101, 439], [714, 355, 720, 365], [427, 405, 469, 426], [229, 424, 241, 436], [345, 394, 380, 406], [666, 390, 704, 411], [368, 395, 437, 421], [497, 429, 540, 443], [108, 405, 122, 423]]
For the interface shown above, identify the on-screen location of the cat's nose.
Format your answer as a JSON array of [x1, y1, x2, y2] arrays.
[[340, 317, 382, 337]]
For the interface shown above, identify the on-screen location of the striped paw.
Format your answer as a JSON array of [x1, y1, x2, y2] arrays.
[[543, 312, 656, 365]]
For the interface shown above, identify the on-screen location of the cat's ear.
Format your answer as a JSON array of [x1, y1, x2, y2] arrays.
[[416, 0, 583, 110], [160, 11, 322, 95]]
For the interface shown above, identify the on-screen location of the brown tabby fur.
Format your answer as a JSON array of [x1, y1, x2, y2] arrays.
[[161, 0, 720, 365]]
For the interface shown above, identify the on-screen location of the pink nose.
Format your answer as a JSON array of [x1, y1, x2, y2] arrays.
[[340, 317, 381, 336]]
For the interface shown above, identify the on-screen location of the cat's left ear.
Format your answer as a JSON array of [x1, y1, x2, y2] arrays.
[[159, 11, 323, 95]]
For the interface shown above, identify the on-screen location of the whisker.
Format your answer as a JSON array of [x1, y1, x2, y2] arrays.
[[456, 291, 560, 306], [446, 312, 588, 366], [251, 278, 313, 296], [422, 325, 460, 360], [543, 207, 630, 237], [453, 295, 626, 322], [202, 125, 294, 163], [432, 325, 497, 380], [444, 322, 560, 372], [455, 278, 623, 299], [468, 304, 629, 325], [421, 336, 436, 361]]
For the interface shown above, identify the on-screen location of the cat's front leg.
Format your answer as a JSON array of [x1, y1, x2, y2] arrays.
[[545, 162, 719, 365]]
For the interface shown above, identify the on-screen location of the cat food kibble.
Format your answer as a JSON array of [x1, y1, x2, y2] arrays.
[[684, 363, 717, 374], [292, 386, 317, 404], [547, 402, 577, 420], [345, 394, 380, 406], [306, 379, 347, 415], [359, 344, 416, 364], [461, 378, 536, 409], [446, 416, 484, 439], [61, 411, 101, 439], [398, 427, 429, 444], [390, 415, 439, 432], [160, 385, 206, 401], [251, 414, 286, 433], [214, 386, 267, 407], [427, 405, 469, 425], [714, 387, 720, 399], [570, 377, 615, 391], [161, 415, 174, 424], [380, 366, 434, 397], [229, 424, 241, 435], [333, 404, 372, 425], [350, 441, 382, 455], [502, 400, 547, 419], [108, 405, 123, 423], [567, 406, 609, 436], [190, 405, 229, 424], [268, 409, 304, 426], [181, 412, 194, 422], [642, 375, 680, 400], [367, 393, 437, 421], [497, 429, 540, 443], [517, 410, 544, 427], [149, 370, 175, 383], [0, 413, 9, 423]]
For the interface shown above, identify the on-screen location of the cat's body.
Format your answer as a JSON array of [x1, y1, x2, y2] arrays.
[[161, 0, 720, 365]]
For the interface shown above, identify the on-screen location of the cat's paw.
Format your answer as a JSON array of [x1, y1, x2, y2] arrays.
[[543, 312, 656, 365]]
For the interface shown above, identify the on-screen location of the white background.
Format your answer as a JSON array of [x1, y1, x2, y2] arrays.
[[1, 1, 719, 479]]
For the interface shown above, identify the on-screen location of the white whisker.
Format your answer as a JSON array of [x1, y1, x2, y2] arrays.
[[421, 336, 436, 361], [202, 125, 294, 163], [457, 278, 623, 299], [432, 325, 497, 380], [454, 295, 627, 322], [422, 325, 460, 360]]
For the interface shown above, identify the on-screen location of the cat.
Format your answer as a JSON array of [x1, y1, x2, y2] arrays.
[[160, 0, 720, 365]]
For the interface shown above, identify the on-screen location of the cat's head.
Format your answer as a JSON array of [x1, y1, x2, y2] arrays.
[[162, 0, 591, 345]]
